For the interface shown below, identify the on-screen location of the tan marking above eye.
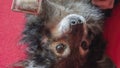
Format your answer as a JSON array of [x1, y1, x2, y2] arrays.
[[49, 41, 70, 58]]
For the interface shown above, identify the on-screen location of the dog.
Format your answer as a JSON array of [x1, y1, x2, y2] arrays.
[[15, 0, 116, 68]]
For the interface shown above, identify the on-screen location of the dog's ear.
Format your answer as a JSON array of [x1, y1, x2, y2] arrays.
[[39, 0, 56, 18]]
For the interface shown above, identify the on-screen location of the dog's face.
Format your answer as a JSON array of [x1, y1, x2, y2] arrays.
[[20, 0, 106, 68], [39, 14, 89, 68]]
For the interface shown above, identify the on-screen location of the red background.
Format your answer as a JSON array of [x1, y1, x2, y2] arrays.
[[0, 0, 120, 68]]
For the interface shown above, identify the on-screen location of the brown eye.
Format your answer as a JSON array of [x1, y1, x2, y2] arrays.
[[81, 41, 88, 50], [56, 43, 66, 54]]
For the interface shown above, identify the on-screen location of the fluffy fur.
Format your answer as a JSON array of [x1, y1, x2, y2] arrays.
[[16, 0, 115, 68]]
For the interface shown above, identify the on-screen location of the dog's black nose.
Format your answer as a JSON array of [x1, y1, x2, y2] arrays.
[[70, 17, 82, 25]]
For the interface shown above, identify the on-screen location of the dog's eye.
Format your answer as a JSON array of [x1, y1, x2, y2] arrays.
[[50, 42, 70, 57], [56, 43, 66, 54], [81, 41, 88, 50]]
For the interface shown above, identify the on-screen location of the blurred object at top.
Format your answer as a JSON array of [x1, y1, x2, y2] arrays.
[[92, 0, 114, 9], [11, 0, 42, 14]]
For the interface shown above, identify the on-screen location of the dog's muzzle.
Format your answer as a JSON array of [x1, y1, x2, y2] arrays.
[[52, 14, 87, 38]]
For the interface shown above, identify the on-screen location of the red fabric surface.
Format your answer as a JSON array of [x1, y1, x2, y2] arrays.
[[0, 0, 26, 68], [0, 0, 120, 68], [104, 4, 120, 68]]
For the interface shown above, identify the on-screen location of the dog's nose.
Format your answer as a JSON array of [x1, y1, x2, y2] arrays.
[[70, 18, 82, 25], [58, 14, 86, 34], [51, 14, 86, 38]]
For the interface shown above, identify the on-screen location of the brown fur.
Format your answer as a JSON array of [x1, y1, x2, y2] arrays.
[[14, 0, 116, 68]]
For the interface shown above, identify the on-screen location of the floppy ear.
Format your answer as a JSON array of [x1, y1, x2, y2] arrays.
[[39, 0, 56, 17]]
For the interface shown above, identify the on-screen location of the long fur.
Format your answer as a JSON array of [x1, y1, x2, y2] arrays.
[[16, 0, 115, 68]]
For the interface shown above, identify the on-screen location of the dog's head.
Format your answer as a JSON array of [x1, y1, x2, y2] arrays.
[[20, 0, 106, 68]]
